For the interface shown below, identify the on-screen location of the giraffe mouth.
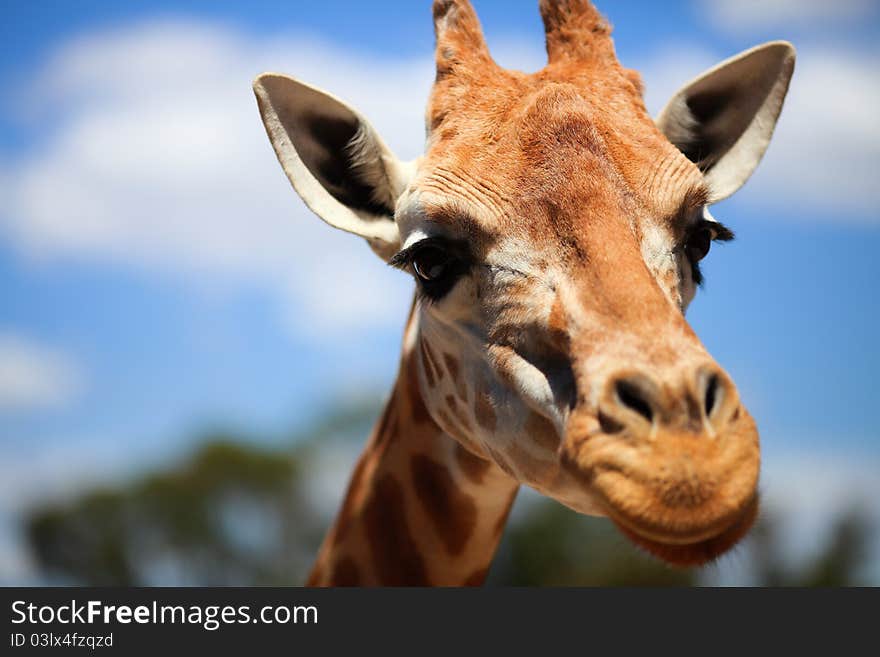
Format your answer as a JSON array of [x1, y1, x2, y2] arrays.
[[604, 492, 759, 567], [560, 411, 761, 567]]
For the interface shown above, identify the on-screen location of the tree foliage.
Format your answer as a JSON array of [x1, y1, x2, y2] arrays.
[[23, 402, 874, 586], [27, 439, 320, 585]]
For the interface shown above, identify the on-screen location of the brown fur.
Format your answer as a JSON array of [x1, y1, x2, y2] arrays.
[[330, 557, 361, 586], [463, 567, 490, 586], [411, 454, 478, 555], [308, 308, 518, 586], [364, 474, 430, 585], [455, 442, 492, 484]]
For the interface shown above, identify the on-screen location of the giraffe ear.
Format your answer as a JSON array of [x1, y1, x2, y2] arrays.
[[253, 73, 412, 260], [656, 41, 795, 203]]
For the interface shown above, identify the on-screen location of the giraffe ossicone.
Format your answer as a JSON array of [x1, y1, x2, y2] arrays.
[[254, 0, 795, 585]]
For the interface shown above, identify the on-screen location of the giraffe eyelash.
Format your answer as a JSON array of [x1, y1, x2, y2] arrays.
[[389, 236, 463, 270], [389, 236, 473, 301], [687, 219, 734, 287], [706, 220, 735, 243]]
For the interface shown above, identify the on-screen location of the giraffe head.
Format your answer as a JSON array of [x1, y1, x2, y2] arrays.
[[254, 0, 795, 566]]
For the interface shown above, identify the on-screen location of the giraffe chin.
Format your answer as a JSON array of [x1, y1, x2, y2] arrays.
[[607, 493, 759, 567], [560, 408, 762, 567]]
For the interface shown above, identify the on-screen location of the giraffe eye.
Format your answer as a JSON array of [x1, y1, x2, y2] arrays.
[[682, 220, 734, 287], [412, 246, 451, 282], [685, 226, 712, 263], [389, 237, 472, 301]]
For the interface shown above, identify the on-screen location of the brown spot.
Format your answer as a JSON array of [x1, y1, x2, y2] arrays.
[[329, 557, 361, 586], [463, 567, 488, 586], [474, 385, 497, 432], [364, 474, 430, 585], [443, 353, 460, 381], [525, 411, 561, 452], [455, 442, 492, 484], [411, 454, 478, 556]]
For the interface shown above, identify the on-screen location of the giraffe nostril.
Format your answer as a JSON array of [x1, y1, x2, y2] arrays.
[[704, 373, 720, 418], [699, 368, 738, 428], [597, 368, 739, 437], [615, 379, 654, 424]]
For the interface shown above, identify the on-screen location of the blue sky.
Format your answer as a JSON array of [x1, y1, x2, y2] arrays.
[[1, 0, 879, 583]]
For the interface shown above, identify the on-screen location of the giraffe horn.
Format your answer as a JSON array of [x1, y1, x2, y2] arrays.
[[433, 0, 495, 81], [539, 0, 615, 65]]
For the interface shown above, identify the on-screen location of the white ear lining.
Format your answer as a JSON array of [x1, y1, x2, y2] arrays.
[[656, 41, 796, 203], [253, 73, 406, 257]]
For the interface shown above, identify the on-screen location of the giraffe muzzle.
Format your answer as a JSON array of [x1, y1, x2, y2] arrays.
[[561, 363, 761, 566]]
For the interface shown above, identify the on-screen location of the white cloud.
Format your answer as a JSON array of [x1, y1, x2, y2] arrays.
[[636, 44, 880, 217], [1, 18, 876, 342], [701, 0, 876, 34], [1, 20, 427, 338], [0, 333, 83, 411], [753, 47, 880, 216]]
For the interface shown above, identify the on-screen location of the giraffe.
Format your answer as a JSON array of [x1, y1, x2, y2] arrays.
[[253, 0, 795, 585]]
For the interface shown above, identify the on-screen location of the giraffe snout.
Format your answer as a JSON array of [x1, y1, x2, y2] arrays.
[[560, 361, 760, 566]]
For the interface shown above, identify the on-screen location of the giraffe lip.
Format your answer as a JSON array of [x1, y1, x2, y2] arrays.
[[608, 507, 731, 545], [584, 459, 755, 544], [603, 493, 759, 567], [559, 420, 761, 564]]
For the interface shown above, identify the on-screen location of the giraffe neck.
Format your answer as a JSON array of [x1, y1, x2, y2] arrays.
[[307, 309, 519, 586]]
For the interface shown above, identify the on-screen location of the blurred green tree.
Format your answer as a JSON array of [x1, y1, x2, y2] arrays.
[[26, 439, 319, 585], [22, 400, 875, 586], [749, 506, 872, 587]]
